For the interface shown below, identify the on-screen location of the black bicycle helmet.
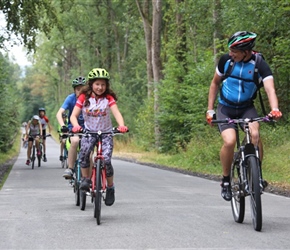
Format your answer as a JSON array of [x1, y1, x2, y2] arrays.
[[87, 68, 110, 80], [228, 31, 257, 50], [39, 107, 45, 112], [72, 76, 86, 88]]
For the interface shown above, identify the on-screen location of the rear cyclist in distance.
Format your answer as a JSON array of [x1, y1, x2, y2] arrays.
[[56, 76, 86, 179], [70, 68, 128, 206], [25, 115, 43, 165], [57, 112, 69, 162], [38, 108, 52, 162]]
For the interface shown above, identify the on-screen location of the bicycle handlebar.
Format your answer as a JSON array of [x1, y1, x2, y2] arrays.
[[28, 133, 51, 138], [68, 127, 129, 137], [211, 116, 274, 124]]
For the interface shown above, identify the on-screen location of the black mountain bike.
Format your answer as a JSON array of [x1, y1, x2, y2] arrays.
[[212, 116, 273, 231], [29, 135, 41, 169]]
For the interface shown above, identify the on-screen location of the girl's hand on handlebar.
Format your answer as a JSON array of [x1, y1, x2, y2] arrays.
[[72, 125, 83, 133], [268, 109, 282, 120], [117, 125, 128, 133]]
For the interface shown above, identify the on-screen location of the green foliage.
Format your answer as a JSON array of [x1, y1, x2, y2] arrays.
[[0, 53, 21, 152], [2, 0, 289, 160]]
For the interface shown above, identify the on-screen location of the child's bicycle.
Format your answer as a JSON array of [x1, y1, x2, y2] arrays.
[[66, 133, 82, 206], [59, 133, 69, 169], [78, 128, 128, 225], [29, 134, 51, 169], [212, 116, 273, 231]]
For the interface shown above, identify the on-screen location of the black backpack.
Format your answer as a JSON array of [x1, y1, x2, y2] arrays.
[[222, 52, 266, 115]]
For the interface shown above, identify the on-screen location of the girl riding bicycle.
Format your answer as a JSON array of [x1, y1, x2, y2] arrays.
[[70, 68, 128, 206], [25, 115, 43, 165]]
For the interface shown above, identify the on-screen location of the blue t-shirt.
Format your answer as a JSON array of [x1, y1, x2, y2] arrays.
[[61, 93, 85, 129], [217, 53, 272, 108]]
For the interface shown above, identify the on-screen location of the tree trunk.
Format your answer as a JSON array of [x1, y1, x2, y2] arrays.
[[213, 0, 222, 66], [135, 0, 153, 98], [175, 0, 187, 77], [152, 0, 162, 148]]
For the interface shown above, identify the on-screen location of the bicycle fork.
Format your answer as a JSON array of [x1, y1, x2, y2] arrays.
[[239, 143, 263, 194]]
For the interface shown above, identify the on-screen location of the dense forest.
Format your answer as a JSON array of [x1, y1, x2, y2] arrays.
[[0, 0, 289, 154]]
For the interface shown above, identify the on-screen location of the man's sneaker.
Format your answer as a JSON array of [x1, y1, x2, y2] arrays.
[[43, 154, 47, 162], [105, 187, 115, 206], [59, 155, 63, 161], [26, 160, 30, 165], [80, 178, 91, 192], [221, 182, 232, 201], [62, 168, 74, 179]]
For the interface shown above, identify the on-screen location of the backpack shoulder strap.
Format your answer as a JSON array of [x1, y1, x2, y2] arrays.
[[254, 53, 267, 115], [224, 59, 235, 78]]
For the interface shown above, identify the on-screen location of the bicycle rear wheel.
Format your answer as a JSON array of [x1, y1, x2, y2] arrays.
[[94, 159, 102, 225], [31, 145, 35, 169], [247, 156, 262, 231], [80, 190, 86, 210], [230, 157, 245, 223]]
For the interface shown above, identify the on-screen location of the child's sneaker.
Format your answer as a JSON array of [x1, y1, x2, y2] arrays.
[[26, 160, 30, 165]]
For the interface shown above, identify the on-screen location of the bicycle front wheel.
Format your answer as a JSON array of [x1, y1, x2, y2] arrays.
[[37, 144, 42, 167], [94, 159, 103, 225], [230, 157, 245, 223], [247, 156, 262, 231], [31, 145, 35, 169]]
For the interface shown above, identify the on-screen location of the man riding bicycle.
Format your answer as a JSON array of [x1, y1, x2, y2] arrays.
[[206, 31, 282, 201]]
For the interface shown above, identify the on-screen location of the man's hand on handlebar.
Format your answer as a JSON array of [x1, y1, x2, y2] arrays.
[[206, 110, 216, 126]]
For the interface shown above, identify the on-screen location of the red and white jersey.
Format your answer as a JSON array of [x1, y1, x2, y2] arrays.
[[39, 116, 49, 130], [75, 93, 116, 132]]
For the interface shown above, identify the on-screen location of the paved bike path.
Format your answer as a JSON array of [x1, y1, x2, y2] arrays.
[[0, 136, 290, 249]]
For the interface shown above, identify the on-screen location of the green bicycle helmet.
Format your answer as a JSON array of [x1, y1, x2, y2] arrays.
[[72, 76, 86, 88], [228, 31, 257, 50], [87, 68, 110, 80]]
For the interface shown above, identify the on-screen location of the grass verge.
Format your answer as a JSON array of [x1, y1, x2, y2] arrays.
[[0, 130, 22, 189]]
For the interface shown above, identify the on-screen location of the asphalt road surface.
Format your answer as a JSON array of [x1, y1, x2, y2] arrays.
[[0, 136, 290, 250]]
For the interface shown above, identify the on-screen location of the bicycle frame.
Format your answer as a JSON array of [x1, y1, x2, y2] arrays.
[[75, 128, 127, 224], [212, 116, 272, 231], [28, 135, 41, 169]]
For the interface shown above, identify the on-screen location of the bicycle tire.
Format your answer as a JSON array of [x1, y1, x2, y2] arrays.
[[94, 159, 102, 225], [74, 179, 80, 206], [38, 144, 42, 167], [230, 157, 245, 223], [31, 145, 35, 169], [61, 148, 68, 168], [247, 155, 262, 231], [74, 160, 81, 206], [80, 190, 86, 210]]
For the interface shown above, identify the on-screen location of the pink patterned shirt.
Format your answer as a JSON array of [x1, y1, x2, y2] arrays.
[[75, 93, 116, 132]]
